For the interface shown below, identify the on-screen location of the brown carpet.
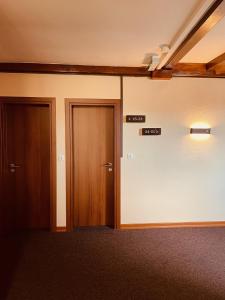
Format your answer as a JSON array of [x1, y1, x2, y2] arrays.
[[1, 227, 225, 300]]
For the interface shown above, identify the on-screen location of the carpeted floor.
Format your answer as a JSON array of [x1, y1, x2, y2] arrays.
[[1, 227, 225, 300]]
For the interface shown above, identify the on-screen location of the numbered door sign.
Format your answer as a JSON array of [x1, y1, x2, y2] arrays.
[[126, 115, 146, 123], [142, 128, 161, 135]]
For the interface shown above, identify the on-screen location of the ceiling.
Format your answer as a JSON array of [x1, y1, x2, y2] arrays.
[[0, 0, 205, 66]]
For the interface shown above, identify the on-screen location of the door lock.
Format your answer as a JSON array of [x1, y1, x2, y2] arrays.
[[9, 163, 21, 168], [103, 162, 113, 167], [9, 163, 21, 173]]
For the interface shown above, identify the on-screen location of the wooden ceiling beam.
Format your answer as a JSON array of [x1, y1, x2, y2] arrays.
[[206, 52, 225, 72], [172, 63, 207, 76], [0, 62, 172, 80], [1, 62, 225, 78], [213, 63, 225, 74], [0, 63, 151, 77], [166, 0, 225, 67], [153, 63, 225, 78], [152, 69, 172, 80], [171, 63, 225, 77]]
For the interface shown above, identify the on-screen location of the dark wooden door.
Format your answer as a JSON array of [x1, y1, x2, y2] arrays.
[[0, 103, 50, 232], [72, 106, 114, 227]]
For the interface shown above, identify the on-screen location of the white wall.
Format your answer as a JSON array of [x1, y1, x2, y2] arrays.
[[1, 73, 225, 226], [122, 77, 225, 223], [0, 73, 120, 226]]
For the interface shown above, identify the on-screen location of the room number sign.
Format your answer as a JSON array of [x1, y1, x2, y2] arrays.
[[142, 128, 161, 135], [126, 115, 146, 123]]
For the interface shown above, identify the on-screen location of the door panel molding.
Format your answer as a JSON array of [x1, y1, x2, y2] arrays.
[[0, 97, 57, 232], [65, 98, 121, 230]]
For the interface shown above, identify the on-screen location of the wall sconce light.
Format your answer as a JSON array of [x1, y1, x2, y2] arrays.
[[190, 128, 211, 134], [190, 122, 211, 141]]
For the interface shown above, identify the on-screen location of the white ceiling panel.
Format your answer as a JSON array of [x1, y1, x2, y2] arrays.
[[0, 0, 203, 66]]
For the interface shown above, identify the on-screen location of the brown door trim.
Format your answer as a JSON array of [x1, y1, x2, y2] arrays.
[[0, 96, 57, 231], [65, 98, 121, 231]]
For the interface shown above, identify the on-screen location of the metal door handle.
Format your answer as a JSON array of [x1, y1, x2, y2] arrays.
[[103, 162, 112, 167], [9, 163, 21, 168]]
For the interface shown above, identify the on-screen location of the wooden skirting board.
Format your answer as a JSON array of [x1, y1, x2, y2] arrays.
[[120, 221, 225, 229], [55, 222, 225, 232]]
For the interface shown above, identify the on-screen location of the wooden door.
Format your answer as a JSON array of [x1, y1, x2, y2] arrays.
[[72, 106, 114, 227], [0, 103, 50, 232]]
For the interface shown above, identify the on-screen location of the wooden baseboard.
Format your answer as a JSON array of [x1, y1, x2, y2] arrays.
[[56, 226, 67, 232], [120, 221, 225, 230]]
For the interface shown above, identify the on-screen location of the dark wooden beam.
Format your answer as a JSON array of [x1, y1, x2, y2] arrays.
[[171, 63, 225, 78], [0, 62, 172, 79], [206, 52, 225, 72], [213, 63, 225, 74], [153, 63, 225, 79], [173, 63, 207, 76], [152, 69, 172, 80], [0, 63, 151, 77], [1, 62, 225, 78], [166, 0, 225, 67]]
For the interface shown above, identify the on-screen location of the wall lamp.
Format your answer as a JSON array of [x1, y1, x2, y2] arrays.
[[190, 123, 211, 141], [190, 128, 211, 134]]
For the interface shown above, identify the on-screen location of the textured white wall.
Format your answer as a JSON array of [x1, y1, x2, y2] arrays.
[[1, 73, 225, 226], [0, 73, 120, 226], [122, 77, 225, 223]]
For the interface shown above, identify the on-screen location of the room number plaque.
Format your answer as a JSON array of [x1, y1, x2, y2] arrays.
[[142, 128, 161, 135], [126, 115, 146, 123]]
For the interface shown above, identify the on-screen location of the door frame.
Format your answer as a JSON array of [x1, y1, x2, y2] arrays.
[[0, 96, 57, 231], [65, 98, 121, 231]]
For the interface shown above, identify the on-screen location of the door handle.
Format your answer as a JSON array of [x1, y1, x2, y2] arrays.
[[9, 163, 21, 168], [103, 162, 112, 167]]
